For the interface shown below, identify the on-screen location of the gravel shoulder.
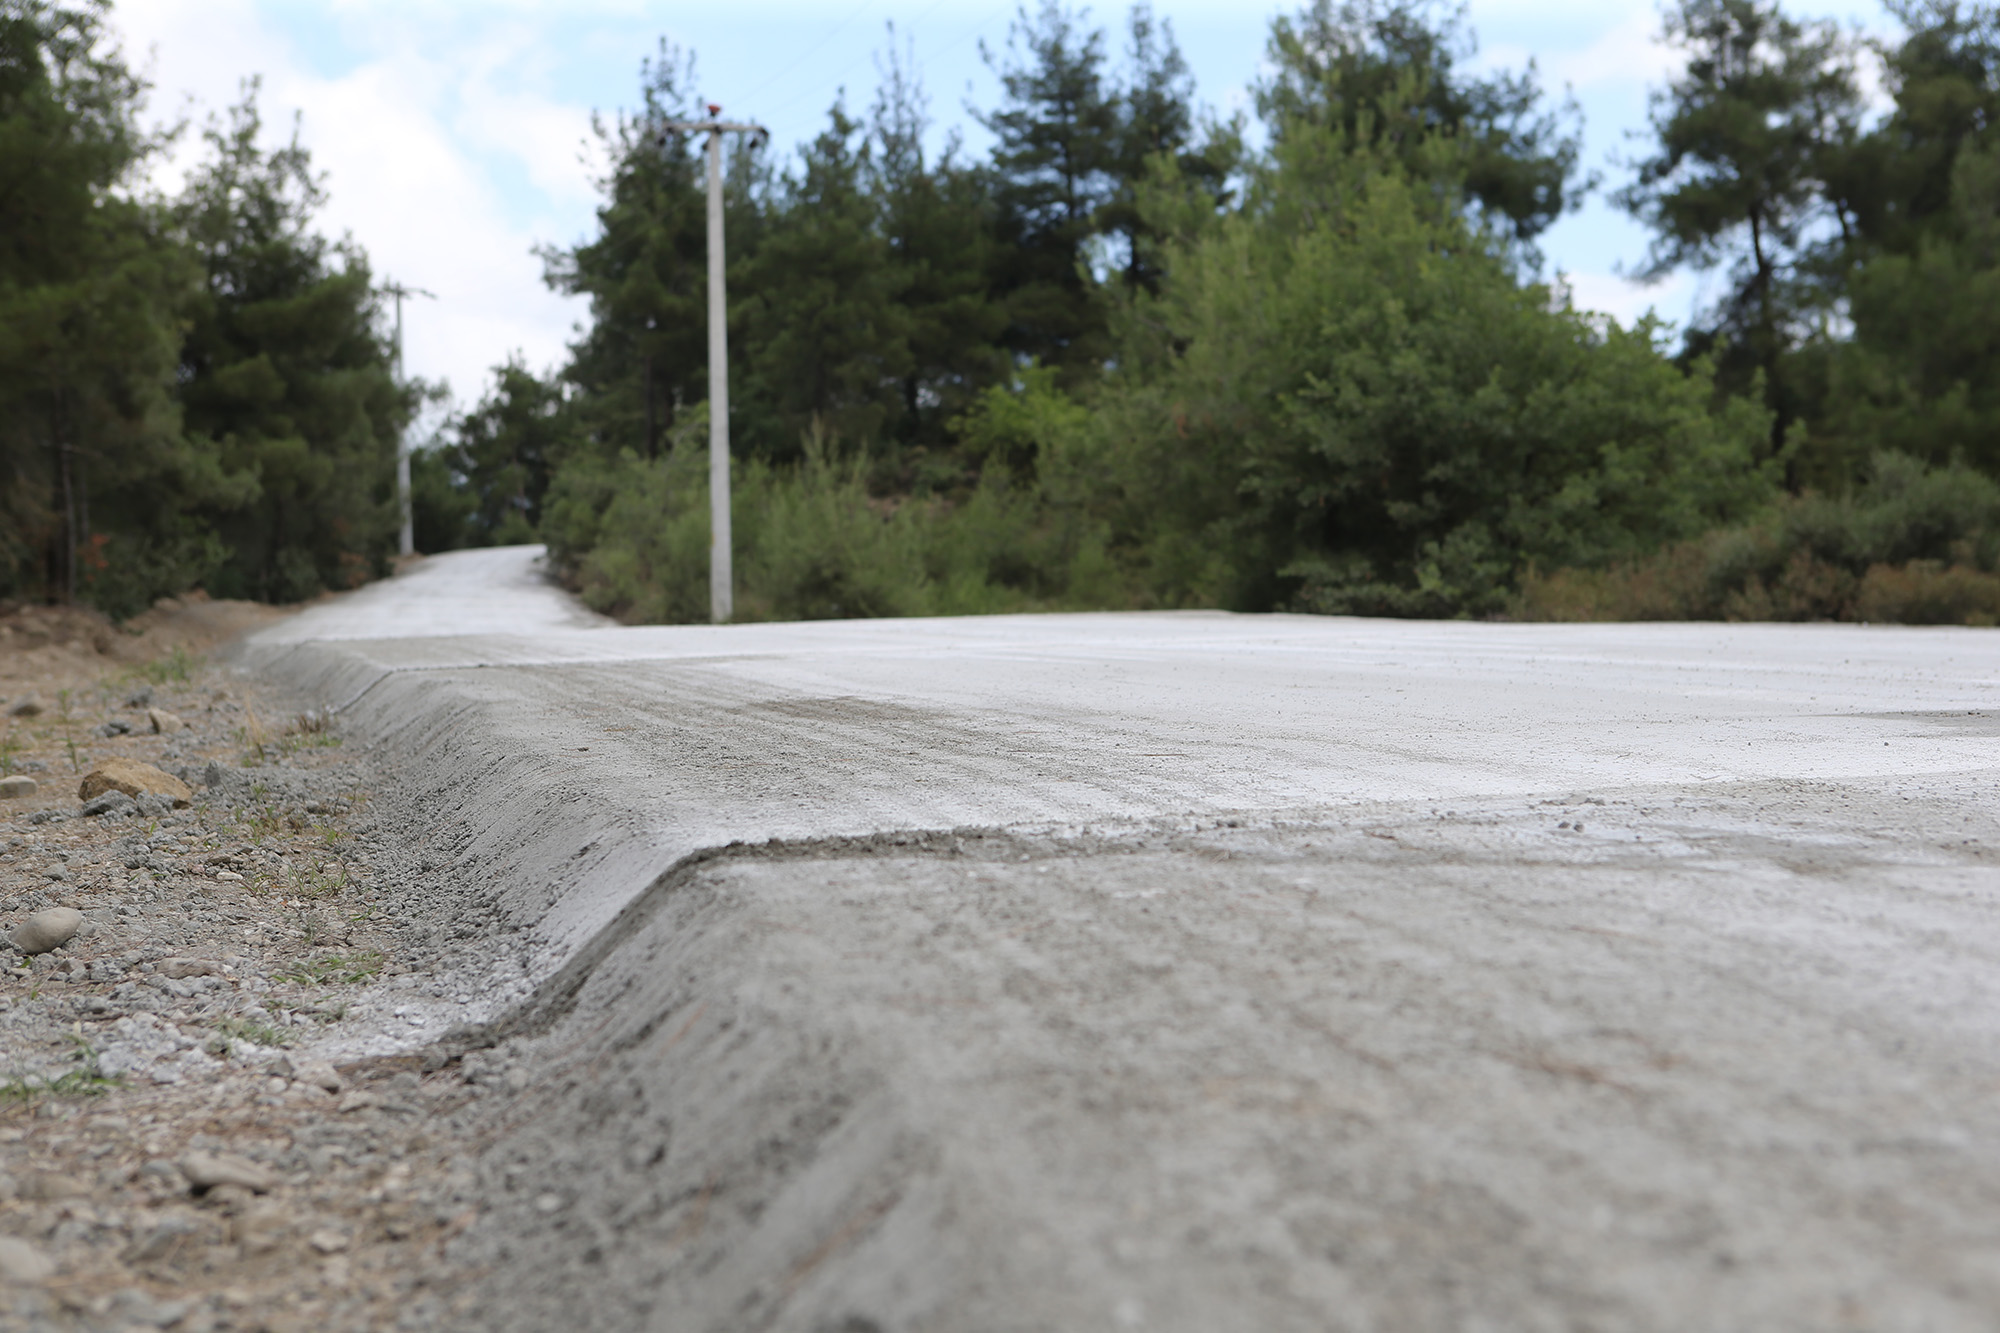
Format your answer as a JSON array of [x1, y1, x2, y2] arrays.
[[0, 600, 494, 1332]]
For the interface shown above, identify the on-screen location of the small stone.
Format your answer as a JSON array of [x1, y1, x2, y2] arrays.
[[0, 1236, 54, 1283], [215, 870, 242, 882], [270, 1054, 343, 1093], [81, 790, 137, 818], [534, 1193, 564, 1214], [125, 1215, 200, 1263], [77, 758, 193, 808], [109, 1286, 188, 1329], [96, 719, 132, 738], [157, 957, 223, 980], [308, 1227, 349, 1254], [299, 1060, 343, 1094], [147, 708, 186, 736], [177, 1151, 277, 1194], [13, 907, 82, 955], [232, 1205, 287, 1255], [6, 697, 41, 718], [0, 775, 35, 800]]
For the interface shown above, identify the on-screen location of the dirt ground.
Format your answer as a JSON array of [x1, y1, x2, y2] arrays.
[[0, 598, 491, 1332]]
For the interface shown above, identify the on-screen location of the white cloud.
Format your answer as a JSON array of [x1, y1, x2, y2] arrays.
[[1560, 269, 1698, 331], [110, 0, 594, 405]]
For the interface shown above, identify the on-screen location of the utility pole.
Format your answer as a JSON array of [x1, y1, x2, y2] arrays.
[[382, 280, 436, 559], [662, 104, 766, 623]]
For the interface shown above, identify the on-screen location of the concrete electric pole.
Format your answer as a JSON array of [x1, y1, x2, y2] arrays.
[[382, 280, 435, 559], [662, 105, 766, 623]]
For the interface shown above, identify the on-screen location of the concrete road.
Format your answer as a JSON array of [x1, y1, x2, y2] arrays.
[[250, 546, 2000, 1332]]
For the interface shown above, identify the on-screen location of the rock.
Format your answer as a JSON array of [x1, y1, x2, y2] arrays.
[[125, 1215, 200, 1263], [177, 1151, 277, 1194], [78, 758, 192, 808], [0, 775, 35, 799], [147, 708, 186, 736], [96, 719, 132, 738], [13, 907, 82, 955], [5, 697, 41, 719], [82, 790, 137, 818], [271, 1054, 342, 1093], [308, 1227, 349, 1254], [0, 1236, 54, 1283], [232, 1204, 288, 1255]]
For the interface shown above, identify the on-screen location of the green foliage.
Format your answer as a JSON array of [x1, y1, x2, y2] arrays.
[[276, 950, 384, 986], [134, 645, 198, 684], [1261, 0, 1586, 251], [176, 88, 405, 602], [0, 1033, 118, 1101], [542, 405, 1122, 623], [0, 0, 204, 610], [1515, 453, 2000, 622], [1103, 111, 1778, 616], [0, 15, 407, 616], [538, 43, 719, 464], [418, 358, 569, 549], [213, 1015, 293, 1049]]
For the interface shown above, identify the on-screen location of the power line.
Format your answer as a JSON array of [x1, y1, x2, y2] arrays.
[[760, 0, 1015, 123], [740, 0, 882, 105]]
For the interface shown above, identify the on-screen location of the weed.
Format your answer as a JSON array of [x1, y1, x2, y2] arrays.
[[55, 688, 80, 774], [0, 729, 20, 777], [213, 1016, 293, 1049], [238, 704, 271, 766], [290, 858, 350, 900], [0, 1035, 120, 1102], [276, 951, 386, 987], [278, 730, 341, 756], [136, 646, 199, 685]]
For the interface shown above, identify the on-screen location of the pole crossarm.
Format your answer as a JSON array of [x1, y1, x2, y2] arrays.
[[660, 119, 767, 138]]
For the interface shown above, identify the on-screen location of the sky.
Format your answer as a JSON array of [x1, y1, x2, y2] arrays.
[[107, 0, 1893, 414]]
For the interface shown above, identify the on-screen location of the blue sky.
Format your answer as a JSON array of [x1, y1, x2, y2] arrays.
[[111, 0, 1891, 412]]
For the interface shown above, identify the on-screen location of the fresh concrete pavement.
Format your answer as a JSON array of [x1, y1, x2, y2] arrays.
[[245, 545, 2000, 1331]]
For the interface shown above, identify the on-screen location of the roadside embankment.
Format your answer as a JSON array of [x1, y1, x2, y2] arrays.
[[191, 546, 2000, 1331]]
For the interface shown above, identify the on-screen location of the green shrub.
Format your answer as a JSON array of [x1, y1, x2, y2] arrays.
[[1512, 454, 2000, 624]]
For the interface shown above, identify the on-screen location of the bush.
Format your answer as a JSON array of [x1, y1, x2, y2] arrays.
[[1511, 453, 2000, 624], [539, 408, 1130, 624]]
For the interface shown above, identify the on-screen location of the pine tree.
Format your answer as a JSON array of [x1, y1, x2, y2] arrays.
[[1616, 0, 1863, 454], [0, 0, 200, 611], [174, 86, 406, 602], [979, 1, 1120, 378]]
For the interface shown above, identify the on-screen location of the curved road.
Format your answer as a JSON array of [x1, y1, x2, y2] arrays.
[[252, 546, 2000, 1332]]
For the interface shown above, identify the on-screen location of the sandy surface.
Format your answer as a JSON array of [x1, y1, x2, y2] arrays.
[[228, 545, 2000, 1330]]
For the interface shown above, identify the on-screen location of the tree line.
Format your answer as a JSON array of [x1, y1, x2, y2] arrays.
[[1, 1, 408, 619], [8, 0, 2000, 625]]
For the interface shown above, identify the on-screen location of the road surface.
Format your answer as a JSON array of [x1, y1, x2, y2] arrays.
[[248, 546, 2000, 1332]]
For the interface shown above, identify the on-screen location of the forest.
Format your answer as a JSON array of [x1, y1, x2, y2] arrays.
[[6, 0, 2000, 625]]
